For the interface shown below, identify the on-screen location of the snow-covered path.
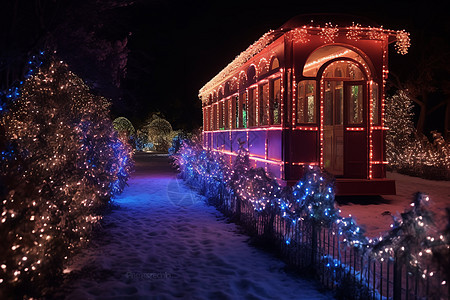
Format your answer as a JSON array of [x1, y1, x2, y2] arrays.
[[57, 153, 332, 299]]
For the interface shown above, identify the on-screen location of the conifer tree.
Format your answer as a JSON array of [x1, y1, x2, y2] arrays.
[[0, 59, 132, 298]]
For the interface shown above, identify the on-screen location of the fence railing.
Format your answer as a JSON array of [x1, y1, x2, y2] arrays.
[[213, 192, 449, 300]]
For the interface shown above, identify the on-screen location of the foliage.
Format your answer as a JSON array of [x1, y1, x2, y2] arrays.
[[432, 208, 450, 287], [113, 117, 135, 137], [173, 138, 449, 298], [0, 59, 133, 298], [113, 116, 136, 148], [141, 115, 174, 152], [385, 90, 416, 169], [227, 142, 282, 213], [371, 193, 445, 282], [0, 0, 133, 106], [291, 166, 338, 227], [386, 91, 450, 180]]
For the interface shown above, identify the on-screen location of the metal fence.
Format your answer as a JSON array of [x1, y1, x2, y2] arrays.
[[214, 193, 449, 300]]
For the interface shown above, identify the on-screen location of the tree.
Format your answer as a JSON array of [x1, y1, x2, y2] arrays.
[[389, 29, 450, 137], [113, 116, 136, 146], [385, 90, 415, 169], [0, 0, 133, 103], [0, 58, 133, 297], [142, 114, 173, 152]]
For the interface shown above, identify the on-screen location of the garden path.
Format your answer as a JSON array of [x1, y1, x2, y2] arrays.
[[56, 153, 332, 299]]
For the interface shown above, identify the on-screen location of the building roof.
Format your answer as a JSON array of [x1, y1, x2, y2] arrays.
[[199, 14, 410, 100]]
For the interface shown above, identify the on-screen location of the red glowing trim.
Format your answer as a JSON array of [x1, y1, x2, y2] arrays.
[[211, 148, 284, 165], [369, 80, 373, 179], [206, 126, 282, 133], [371, 126, 388, 130], [291, 162, 319, 166], [204, 125, 320, 133], [319, 79, 324, 168], [293, 126, 318, 131], [280, 68, 284, 127], [292, 70, 297, 127], [370, 161, 388, 165], [346, 127, 365, 131]]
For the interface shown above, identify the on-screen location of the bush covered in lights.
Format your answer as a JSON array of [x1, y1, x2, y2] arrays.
[[385, 91, 450, 180], [173, 138, 450, 297], [0, 59, 133, 298]]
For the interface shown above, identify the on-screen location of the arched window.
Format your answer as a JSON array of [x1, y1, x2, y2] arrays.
[[303, 45, 369, 77], [247, 65, 256, 84], [239, 72, 247, 89], [258, 59, 268, 76], [224, 82, 230, 96], [270, 57, 280, 71], [323, 61, 364, 80], [230, 78, 238, 93], [270, 77, 281, 125]]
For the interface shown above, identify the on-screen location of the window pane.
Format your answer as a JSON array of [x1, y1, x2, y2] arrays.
[[271, 78, 281, 125], [297, 84, 305, 123], [241, 92, 247, 128], [296, 80, 316, 124], [306, 82, 316, 123], [324, 81, 333, 126], [335, 82, 343, 125], [234, 96, 239, 129], [348, 85, 363, 124], [307, 95, 315, 123], [206, 105, 212, 130], [371, 83, 379, 125], [223, 100, 230, 129], [248, 88, 256, 127], [219, 101, 224, 129], [270, 57, 280, 70], [259, 83, 269, 126], [212, 104, 217, 130]]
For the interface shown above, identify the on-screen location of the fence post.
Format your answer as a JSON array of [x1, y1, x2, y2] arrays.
[[393, 255, 402, 300], [311, 223, 317, 269]]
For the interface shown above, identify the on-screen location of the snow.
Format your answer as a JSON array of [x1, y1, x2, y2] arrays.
[[338, 171, 450, 238], [55, 153, 332, 299]]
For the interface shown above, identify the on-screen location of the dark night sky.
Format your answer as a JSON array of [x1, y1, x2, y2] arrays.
[[2, 0, 449, 131], [119, 0, 450, 131]]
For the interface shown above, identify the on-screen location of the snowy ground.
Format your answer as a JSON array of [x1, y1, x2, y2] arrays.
[[338, 172, 450, 238], [55, 153, 332, 299]]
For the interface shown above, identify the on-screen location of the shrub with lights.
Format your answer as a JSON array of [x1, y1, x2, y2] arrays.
[[385, 91, 450, 180], [290, 166, 339, 227], [0, 58, 133, 298], [174, 138, 450, 298], [173, 136, 229, 204], [371, 193, 440, 279]]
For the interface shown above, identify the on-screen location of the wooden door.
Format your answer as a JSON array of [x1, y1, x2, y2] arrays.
[[343, 81, 367, 178], [323, 80, 344, 176]]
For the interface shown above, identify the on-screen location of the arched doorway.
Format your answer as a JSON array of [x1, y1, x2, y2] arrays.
[[303, 44, 373, 178], [321, 60, 367, 176]]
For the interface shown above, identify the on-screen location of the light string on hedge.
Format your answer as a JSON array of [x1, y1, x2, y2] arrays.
[[172, 137, 449, 286], [0, 57, 133, 296]]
